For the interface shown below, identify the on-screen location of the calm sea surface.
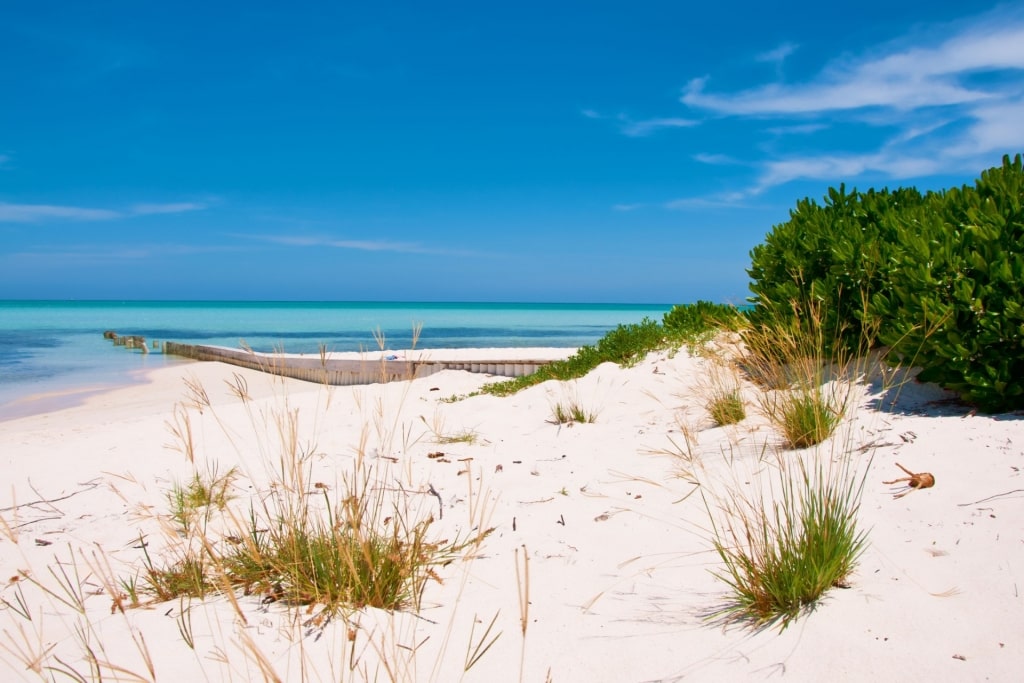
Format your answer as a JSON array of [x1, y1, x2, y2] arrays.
[[0, 300, 673, 419]]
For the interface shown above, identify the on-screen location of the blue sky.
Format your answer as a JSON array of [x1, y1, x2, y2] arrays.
[[2, 1, 1023, 303]]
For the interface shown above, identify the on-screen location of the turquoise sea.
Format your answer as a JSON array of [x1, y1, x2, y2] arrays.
[[0, 300, 673, 419]]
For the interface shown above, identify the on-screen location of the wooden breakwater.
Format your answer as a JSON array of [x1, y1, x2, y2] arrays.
[[103, 330, 156, 353], [161, 341, 555, 387]]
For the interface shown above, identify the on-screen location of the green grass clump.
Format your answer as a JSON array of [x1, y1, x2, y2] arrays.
[[549, 400, 597, 425], [742, 301, 853, 449], [139, 470, 476, 613], [131, 396, 487, 616], [140, 544, 214, 602], [706, 389, 746, 426], [775, 393, 840, 449], [435, 430, 479, 445], [220, 492, 449, 610], [708, 457, 868, 629], [167, 466, 237, 532]]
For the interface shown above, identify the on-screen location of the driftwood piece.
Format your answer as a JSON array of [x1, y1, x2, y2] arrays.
[[883, 463, 935, 499]]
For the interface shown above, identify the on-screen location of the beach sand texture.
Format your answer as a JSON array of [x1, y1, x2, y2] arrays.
[[1, 346, 1022, 681]]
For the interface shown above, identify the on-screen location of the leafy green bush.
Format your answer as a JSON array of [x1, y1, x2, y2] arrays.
[[747, 185, 922, 353], [872, 154, 1024, 411], [746, 154, 1024, 412]]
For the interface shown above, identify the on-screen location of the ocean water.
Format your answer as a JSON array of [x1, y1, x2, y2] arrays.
[[0, 300, 672, 419]]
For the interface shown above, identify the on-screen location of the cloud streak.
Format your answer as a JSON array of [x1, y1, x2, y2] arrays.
[[583, 109, 701, 137], [0, 200, 208, 223], [683, 15, 1024, 115], [130, 202, 208, 216], [0, 203, 122, 222], [679, 6, 1024, 194], [238, 233, 477, 257], [620, 117, 700, 137], [1, 242, 247, 267], [756, 42, 798, 64], [254, 234, 425, 252]]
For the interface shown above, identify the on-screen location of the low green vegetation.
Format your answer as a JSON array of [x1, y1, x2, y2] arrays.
[[217, 490, 457, 610], [549, 398, 598, 425], [742, 302, 854, 449], [482, 301, 746, 396], [133, 394, 489, 618], [705, 389, 745, 427], [706, 455, 869, 629], [771, 393, 841, 450], [140, 465, 480, 613], [748, 153, 1024, 412], [167, 465, 237, 532]]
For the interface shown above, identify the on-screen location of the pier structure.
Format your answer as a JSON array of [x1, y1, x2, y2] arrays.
[[160, 341, 555, 386]]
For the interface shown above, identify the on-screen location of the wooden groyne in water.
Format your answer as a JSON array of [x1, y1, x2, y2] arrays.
[[160, 341, 555, 386]]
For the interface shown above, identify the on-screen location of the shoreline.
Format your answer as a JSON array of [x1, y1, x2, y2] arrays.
[[0, 346, 578, 422], [1, 346, 1021, 680]]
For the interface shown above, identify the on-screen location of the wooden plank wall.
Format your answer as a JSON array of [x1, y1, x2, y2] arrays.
[[162, 342, 551, 387]]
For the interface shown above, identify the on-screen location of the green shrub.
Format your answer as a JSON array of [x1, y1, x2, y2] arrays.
[[747, 185, 922, 353], [872, 154, 1024, 411], [746, 154, 1024, 412]]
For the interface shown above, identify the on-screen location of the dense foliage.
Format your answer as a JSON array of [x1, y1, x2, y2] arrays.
[[748, 154, 1024, 412], [747, 185, 923, 352], [872, 157, 1024, 411]]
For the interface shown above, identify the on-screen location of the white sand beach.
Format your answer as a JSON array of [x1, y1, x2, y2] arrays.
[[1, 346, 1022, 681]]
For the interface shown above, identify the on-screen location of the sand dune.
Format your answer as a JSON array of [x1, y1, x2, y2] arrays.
[[1, 347, 1021, 681]]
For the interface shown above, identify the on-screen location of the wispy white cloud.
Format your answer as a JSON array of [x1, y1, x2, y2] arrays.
[[679, 6, 1024, 194], [693, 153, 741, 166], [2, 242, 246, 266], [0, 202, 122, 222], [756, 42, 798, 65], [682, 72, 989, 115], [258, 234, 424, 252], [764, 123, 828, 136], [238, 233, 475, 257], [944, 95, 1024, 157], [129, 202, 208, 216], [621, 117, 700, 137], [682, 13, 1024, 115], [583, 109, 701, 137], [0, 200, 208, 223], [664, 192, 749, 210], [757, 42, 794, 80]]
